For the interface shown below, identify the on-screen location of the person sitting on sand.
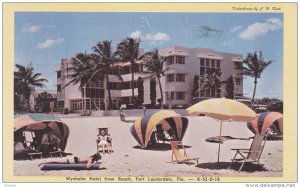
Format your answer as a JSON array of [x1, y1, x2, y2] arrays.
[[96, 129, 112, 154], [38, 153, 102, 169]]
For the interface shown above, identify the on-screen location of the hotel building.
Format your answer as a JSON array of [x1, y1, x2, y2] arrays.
[[56, 46, 243, 111]]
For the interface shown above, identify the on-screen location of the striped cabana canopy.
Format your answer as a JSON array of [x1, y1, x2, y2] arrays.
[[14, 113, 70, 151], [130, 110, 188, 148], [247, 112, 283, 136]]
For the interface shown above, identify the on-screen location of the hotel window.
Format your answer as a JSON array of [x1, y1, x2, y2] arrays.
[[71, 99, 83, 111], [234, 62, 242, 69], [170, 92, 175, 100], [133, 81, 139, 88], [200, 58, 205, 66], [167, 74, 175, 82], [85, 88, 104, 98], [216, 60, 220, 67], [206, 59, 210, 66], [176, 74, 185, 82], [205, 88, 210, 97], [200, 67, 205, 76], [235, 78, 241, 85], [99, 81, 104, 88], [122, 82, 130, 89], [57, 85, 61, 92], [167, 56, 174, 65], [176, 92, 185, 100], [211, 89, 216, 97], [176, 56, 185, 64], [108, 82, 117, 90], [57, 71, 61, 78], [211, 60, 215, 67], [217, 88, 221, 97]]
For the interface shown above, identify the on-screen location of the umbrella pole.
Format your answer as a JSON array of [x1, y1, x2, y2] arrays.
[[217, 121, 223, 168]]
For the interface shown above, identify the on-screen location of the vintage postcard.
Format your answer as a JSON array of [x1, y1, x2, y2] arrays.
[[2, 2, 297, 185]]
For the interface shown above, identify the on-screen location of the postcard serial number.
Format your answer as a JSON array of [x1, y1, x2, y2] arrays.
[[197, 177, 220, 182]]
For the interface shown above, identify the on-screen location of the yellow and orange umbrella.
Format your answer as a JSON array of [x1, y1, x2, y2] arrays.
[[187, 98, 257, 164], [187, 98, 257, 122]]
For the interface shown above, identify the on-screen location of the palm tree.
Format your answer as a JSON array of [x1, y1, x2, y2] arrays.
[[200, 68, 222, 97], [14, 63, 48, 112], [65, 52, 94, 112], [242, 51, 272, 103], [143, 49, 167, 109], [116, 37, 140, 107], [92, 40, 122, 110], [35, 91, 53, 113]]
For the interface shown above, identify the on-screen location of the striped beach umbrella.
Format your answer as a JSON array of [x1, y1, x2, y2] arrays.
[[14, 113, 70, 151], [130, 110, 188, 148], [247, 112, 283, 136]]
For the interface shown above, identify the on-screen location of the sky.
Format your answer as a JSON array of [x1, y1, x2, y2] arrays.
[[15, 12, 283, 99]]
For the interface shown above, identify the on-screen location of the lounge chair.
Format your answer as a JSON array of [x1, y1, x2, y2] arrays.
[[228, 133, 268, 172], [81, 110, 91, 116], [154, 125, 173, 144], [119, 111, 135, 123], [21, 131, 43, 160], [170, 141, 199, 164], [28, 150, 43, 160], [96, 128, 113, 153]]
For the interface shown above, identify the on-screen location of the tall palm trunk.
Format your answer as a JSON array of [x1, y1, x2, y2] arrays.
[[157, 76, 164, 109], [106, 74, 113, 110], [26, 96, 31, 112], [251, 78, 258, 104], [131, 60, 135, 108], [83, 84, 86, 112]]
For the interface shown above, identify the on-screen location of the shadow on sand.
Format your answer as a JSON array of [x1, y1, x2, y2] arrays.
[[132, 143, 191, 151], [14, 151, 73, 161], [196, 162, 268, 172]]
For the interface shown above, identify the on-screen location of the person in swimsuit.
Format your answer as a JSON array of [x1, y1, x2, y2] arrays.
[[96, 129, 112, 154], [38, 153, 102, 169]]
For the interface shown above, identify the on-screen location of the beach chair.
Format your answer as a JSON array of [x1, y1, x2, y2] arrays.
[[81, 110, 91, 116], [228, 133, 268, 172], [119, 111, 135, 123], [96, 128, 113, 153], [170, 141, 199, 164], [154, 125, 173, 144], [22, 131, 43, 160]]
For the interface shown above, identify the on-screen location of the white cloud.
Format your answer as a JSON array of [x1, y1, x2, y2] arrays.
[[130, 30, 170, 43], [22, 24, 42, 33], [230, 25, 243, 32], [37, 38, 64, 49], [239, 18, 283, 40]]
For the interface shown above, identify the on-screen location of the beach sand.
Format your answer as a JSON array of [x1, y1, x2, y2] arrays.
[[14, 116, 282, 177]]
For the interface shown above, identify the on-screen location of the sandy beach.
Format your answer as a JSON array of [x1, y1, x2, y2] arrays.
[[14, 116, 282, 177]]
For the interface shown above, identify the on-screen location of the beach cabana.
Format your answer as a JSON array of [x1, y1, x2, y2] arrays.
[[130, 110, 188, 148], [247, 111, 283, 136], [14, 113, 70, 152], [186, 98, 257, 164]]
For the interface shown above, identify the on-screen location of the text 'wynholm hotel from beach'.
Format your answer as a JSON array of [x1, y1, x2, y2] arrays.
[[56, 46, 243, 111]]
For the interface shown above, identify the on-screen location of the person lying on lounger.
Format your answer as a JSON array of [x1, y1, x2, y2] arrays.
[[38, 153, 102, 169]]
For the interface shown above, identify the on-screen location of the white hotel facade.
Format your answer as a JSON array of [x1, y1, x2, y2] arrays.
[[56, 46, 243, 111]]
